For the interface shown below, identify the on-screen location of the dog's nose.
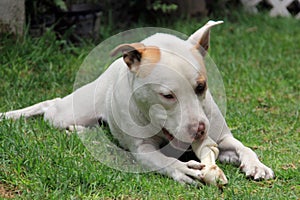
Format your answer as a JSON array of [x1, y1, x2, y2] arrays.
[[195, 122, 206, 139], [198, 122, 205, 133], [189, 122, 206, 140]]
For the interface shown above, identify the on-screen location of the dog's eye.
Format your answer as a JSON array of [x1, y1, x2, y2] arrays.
[[195, 82, 207, 95], [160, 93, 175, 100]]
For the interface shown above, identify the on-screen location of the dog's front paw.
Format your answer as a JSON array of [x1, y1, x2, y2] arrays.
[[170, 160, 205, 184], [240, 161, 274, 180], [199, 164, 228, 186]]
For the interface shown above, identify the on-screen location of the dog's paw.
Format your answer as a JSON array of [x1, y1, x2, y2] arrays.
[[186, 160, 228, 186], [186, 160, 206, 170], [170, 160, 204, 184], [172, 171, 197, 185], [199, 164, 228, 186], [169, 160, 228, 186], [240, 161, 275, 180]]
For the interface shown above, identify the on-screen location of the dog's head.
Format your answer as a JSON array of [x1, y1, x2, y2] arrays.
[[111, 21, 223, 150]]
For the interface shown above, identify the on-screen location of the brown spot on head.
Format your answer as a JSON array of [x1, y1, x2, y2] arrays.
[[141, 46, 160, 64], [137, 45, 161, 78]]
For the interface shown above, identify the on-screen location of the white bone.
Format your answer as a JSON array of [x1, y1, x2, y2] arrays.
[[192, 136, 228, 186]]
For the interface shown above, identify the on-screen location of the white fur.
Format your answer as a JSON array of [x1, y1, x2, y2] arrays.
[[1, 21, 274, 185]]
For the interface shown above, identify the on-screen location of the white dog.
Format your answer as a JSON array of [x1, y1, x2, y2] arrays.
[[1, 21, 274, 186]]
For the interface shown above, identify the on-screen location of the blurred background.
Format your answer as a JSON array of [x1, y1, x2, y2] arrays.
[[1, 0, 299, 43]]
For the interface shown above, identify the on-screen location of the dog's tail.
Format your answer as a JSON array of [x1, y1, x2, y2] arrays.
[[0, 98, 60, 120]]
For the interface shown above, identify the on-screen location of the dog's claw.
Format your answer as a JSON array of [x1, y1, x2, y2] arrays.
[[241, 162, 274, 180]]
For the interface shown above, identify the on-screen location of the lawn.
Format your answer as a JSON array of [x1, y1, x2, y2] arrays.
[[0, 13, 299, 199]]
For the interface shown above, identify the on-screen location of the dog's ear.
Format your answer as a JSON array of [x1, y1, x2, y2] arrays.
[[188, 20, 223, 57], [111, 43, 160, 74]]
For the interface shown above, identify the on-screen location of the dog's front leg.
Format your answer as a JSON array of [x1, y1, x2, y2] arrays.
[[133, 142, 204, 184], [204, 91, 274, 180], [218, 136, 274, 180]]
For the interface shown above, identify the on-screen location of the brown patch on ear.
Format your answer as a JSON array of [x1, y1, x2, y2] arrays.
[[111, 43, 160, 75], [110, 43, 144, 72], [110, 43, 145, 57]]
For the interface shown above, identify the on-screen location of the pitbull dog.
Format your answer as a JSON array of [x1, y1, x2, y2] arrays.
[[1, 21, 274, 185]]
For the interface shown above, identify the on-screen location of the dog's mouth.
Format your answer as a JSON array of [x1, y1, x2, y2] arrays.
[[162, 128, 191, 151]]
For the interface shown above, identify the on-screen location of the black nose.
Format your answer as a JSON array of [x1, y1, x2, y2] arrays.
[[189, 122, 206, 140], [194, 122, 206, 139], [198, 122, 205, 133]]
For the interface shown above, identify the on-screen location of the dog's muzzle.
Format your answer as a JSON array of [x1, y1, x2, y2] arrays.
[[162, 128, 191, 151]]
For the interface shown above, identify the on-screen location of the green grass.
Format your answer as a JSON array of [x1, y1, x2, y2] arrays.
[[1, 13, 299, 199]]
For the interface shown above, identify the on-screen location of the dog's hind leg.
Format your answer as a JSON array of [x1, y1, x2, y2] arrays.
[[0, 98, 61, 120]]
